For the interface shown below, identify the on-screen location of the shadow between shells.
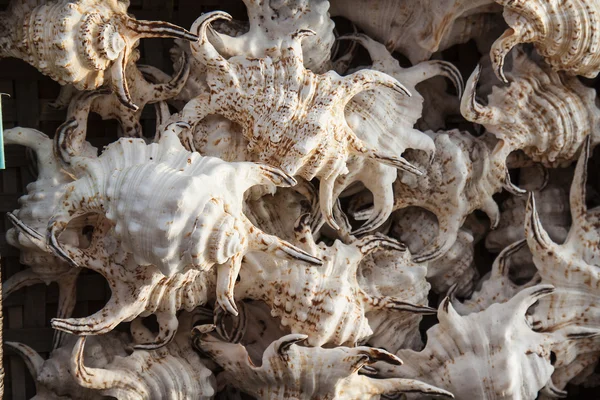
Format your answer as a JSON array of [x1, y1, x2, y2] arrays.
[[3, 0, 600, 399]]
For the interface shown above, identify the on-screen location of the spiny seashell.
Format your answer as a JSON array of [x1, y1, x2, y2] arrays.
[[485, 165, 572, 253], [7, 312, 216, 399], [329, 0, 501, 64], [192, 325, 454, 400], [46, 123, 322, 317], [351, 130, 508, 263], [3, 126, 97, 349], [462, 50, 600, 168], [327, 33, 463, 234], [237, 214, 435, 347], [54, 50, 190, 161], [0, 0, 197, 110], [525, 137, 600, 393], [358, 245, 430, 352], [174, 11, 426, 230], [384, 285, 559, 400], [14, 214, 214, 349], [390, 207, 479, 297], [491, 0, 600, 81], [206, 0, 335, 73]]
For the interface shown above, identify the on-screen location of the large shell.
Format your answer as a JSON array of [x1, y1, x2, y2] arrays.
[[491, 0, 600, 80], [329, 34, 463, 234], [525, 138, 600, 393], [0, 0, 197, 110], [173, 12, 430, 229], [350, 130, 508, 263], [192, 326, 454, 400], [237, 215, 434, 347], [384, 285, 559, 399], [462, 50, 600, 168], [329, 0, 502, 63], [46, 123, 322, 316], [7, 312, 216, 399]]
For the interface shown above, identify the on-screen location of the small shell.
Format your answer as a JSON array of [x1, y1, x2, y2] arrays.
[[192, 326, 454, 400], [491, 0, 600, 80], [0, 0, 197, 110], [329, 0, 501, 63], [386, 285, 559, 399], [237, 215, 434, 347], [7, 312, 216, 399], [47, 123, 322, 317], [173, 12, 425, 230], [525, 138, 600, 393], [462, 50, 600, 168]]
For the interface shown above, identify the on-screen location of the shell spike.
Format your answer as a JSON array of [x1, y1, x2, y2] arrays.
[[494, 239, 527, 277], [354, 347, 403, 366], [148, 52, 191, 100], [110, 46, 138, 111], [363, 150, 424, 176], [338, 69, 411, 105], [274, 334, 308, 361], [293, 214, 319, 254], [216, 254, 243, 316], [369, 378, 455, 398], [491, 28, 524, 83], [2, 269, 44, 298], [364, 292, 437, 314], [133, 313, 179, 349], [332, 199, 353, 237], [251, 164, 297, 189], [190, 12, 233, 70], [6, 212, 47, 251], [481, 196, 501, 230], [355, 233, 406, 257], [249, 223, 323, 266], [525, 192, 555, 251], [509, 284, 555, 315], [540, 380, 568, 398], [503, 165, 527, 195], [5, 342, 44, 378], [319, 173, 341, 231], [53, 273, 80, 349], [54, 118, 80, 165], [460, 64, 499, 125], [124, 17, 198, 41], [337, 33, 394, 67], [570, 136, 591, 223]]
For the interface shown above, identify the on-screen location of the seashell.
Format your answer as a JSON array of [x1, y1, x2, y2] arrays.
[[525, 137, 600, 393], [174, 11, 428, 230], [3, 126, 97, 348], [328, 33, 463, 234], [485, 165, 572, 253], [7, 312, 216, 399], [206, 0, 336, 73], [46, 123, 322, 317], [384, 285, 560, 399], [491, 0, 600, 81], [350, 130, 508, 263], [358, 245, 430, 352], [237, 214, 435, 347], [390, 207, 479, 297], [192, 325, 454, 399], [54, 49, 190, 161], [329, 0, 502, 63], [462, 50, 600, 168], [0, 0, 198, 110]]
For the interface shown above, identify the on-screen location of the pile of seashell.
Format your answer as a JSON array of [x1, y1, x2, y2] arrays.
[[3, 0, 600, 398]]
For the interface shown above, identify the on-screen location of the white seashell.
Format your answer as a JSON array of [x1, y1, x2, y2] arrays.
[[0, 0, 198, 110], [192, 325, 454, 399], [206, 0, 336, 73], [462, 49, 600, 168], [329, 34, 463, 234], [385, 285, 559, 399], [358, 246, 430, 352], [174, 11, 426, 230], [525, 137, 600, 394], [390, 208, 479, 297], [491, 0, 600, 81], [46, 123, 322, 317], [329, 0, 502, 63], [237, 215, 435, 347], [7, 312, 216, 399]]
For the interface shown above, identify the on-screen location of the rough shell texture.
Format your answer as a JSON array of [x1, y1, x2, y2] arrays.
[[47, 124, 322, 317], [0, 0, 197, 110], [7, 313, 216, 399], [491, 0, 600, 80], [192, 326, 454, 400], [174, 12, 428, 229]]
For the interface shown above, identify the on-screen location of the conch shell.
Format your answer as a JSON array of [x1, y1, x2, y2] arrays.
[[47, 123, 321, 316], [7, 312, 216, 399], [174, 11, 425, 229], [0, 0, 198, 110], [192, 325, 454, 399]]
